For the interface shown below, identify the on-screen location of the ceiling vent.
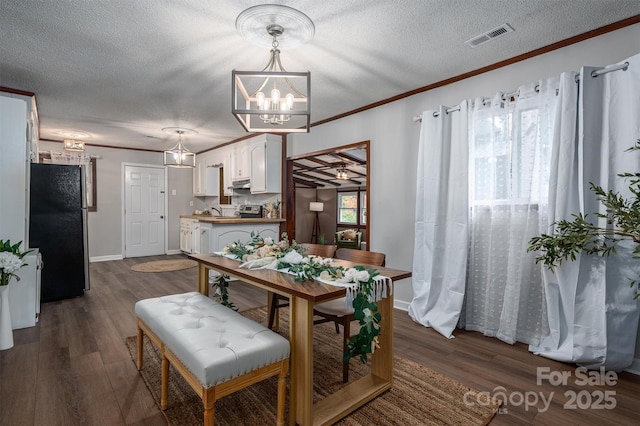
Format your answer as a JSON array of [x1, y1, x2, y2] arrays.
[[465, 23, 514, 48]]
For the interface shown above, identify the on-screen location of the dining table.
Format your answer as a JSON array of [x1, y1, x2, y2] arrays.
[[188, 252, 412, 426]]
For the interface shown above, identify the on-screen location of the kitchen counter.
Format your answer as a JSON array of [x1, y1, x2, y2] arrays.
[[180, 214, 285, 224]]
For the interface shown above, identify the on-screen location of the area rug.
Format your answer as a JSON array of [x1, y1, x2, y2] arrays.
[[130, 259, 197, 272], [126, 307, 500, 425]]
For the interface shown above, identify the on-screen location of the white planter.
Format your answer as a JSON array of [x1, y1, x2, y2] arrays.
[[0, 285, 14, 350]]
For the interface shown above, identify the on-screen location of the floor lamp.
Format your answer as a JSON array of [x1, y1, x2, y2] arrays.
[[310, 202, 324, 243]]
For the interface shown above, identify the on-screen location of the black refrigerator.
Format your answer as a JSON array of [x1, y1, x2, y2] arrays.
[[29, 163, 89, 302]]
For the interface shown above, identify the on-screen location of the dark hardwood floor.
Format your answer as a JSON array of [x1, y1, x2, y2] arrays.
[[1, 254, 639, 425]]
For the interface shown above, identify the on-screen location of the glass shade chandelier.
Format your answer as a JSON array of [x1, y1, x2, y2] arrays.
[[63, 139, 85, 152], [336, 164, 349, 180], [232, 5, 313, 133], [162, 127, 196, 168]]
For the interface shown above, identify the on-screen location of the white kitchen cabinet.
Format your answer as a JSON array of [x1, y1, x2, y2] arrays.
[[209, 223, 279, 252], [231, 143, 251, 181], [199, 223, 212, 253], [193, 155, 221, 197], [250, 134, 282, 194], [9, 250, 41, 329], [191, 221, 201, 254], [223, 148, 234, 196], [180, 218, 193, 253]]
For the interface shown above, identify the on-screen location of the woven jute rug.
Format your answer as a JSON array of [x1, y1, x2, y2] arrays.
[[130, 259, 197, 272], [126, 307, 500, 425]]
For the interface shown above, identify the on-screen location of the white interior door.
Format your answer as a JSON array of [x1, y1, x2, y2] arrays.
[[124, 165, 165, 257]]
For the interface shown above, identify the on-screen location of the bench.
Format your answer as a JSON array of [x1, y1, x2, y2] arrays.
[[134, 292, 290, 426]]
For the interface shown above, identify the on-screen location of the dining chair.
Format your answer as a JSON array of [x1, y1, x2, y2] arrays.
[[267, 243, 337, 330], [314, 247, 386, 382]]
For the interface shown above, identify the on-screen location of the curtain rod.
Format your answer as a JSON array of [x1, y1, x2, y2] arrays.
[[574, 61, 629, 82], [414, 60, 631, 122]]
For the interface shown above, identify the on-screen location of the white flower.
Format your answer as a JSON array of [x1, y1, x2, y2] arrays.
[[282, 250, 304, 265], [263, 236, 274, 246], [344, 268, 357, 281], [337, 268, 357, 283], [355, 270, 370, 283], [0, 252, 23, 274], [363, 307, 372, 317], [319, 270, 331, 281]]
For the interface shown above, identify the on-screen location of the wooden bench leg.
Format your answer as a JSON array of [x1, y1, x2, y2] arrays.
[[203, 388, 216, 426], [136, 324, 144, 370], [161, 347, 169, 410], [277, 360, 288, 426]]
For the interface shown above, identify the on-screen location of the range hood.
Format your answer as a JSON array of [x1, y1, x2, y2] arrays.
[[229, 179, 251, 190]]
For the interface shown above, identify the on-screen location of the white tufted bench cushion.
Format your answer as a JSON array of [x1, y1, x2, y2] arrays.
[[135, 292, 289, 387], [134, 292, 290, 426]]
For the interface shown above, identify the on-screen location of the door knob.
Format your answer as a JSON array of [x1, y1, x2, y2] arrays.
[[160, 215, 164, 219]]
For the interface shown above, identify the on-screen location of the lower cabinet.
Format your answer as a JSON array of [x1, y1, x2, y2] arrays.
[[183, 220, 280, 255], [199, 223, 211, 254], [9, 250, 41, 329], [180, 218, 198, 253], [210, 223, 279, 252], [191, 221, 201, 254]]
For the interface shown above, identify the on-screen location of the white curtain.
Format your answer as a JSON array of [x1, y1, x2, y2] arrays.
[[409, 102, 469, 338], [530, 71, 581, 361], [532, 53, 640, 370], [460, 78, 559, 345]]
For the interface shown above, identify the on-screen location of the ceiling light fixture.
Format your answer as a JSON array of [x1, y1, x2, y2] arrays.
[[162, 127, 196, 168], [63, 139, 85, 152], [232, 5, 313, 133], [336, 164, 349, 180]]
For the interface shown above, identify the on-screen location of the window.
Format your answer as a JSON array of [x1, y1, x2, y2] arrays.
[[337, 190, 366, 226], [338, 192, 358, 224], [470, 104, 550, 205]]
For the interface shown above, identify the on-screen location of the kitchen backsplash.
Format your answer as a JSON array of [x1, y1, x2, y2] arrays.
[[195, 193, 281, 216]]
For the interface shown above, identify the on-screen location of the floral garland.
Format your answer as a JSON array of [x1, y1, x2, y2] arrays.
[[0, 240, 31, 286], [218, 232, 384, 363]]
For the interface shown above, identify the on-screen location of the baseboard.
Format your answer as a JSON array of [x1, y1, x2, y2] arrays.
[[394, 299, 410, 312], [166, 249, 183, 255], [90, 254, 124, 263], [625, 358, 640, 376]]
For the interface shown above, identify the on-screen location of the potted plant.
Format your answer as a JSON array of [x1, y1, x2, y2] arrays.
[[528, 140, 640, 299]]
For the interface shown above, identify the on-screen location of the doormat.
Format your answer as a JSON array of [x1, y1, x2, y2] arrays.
[[130, 259, 197, 273]]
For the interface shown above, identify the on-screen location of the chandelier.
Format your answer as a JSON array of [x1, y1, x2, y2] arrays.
[[336, 164, 349, 180], [162, 127, 196, 168], [232, 5, 313, 133], [63, 139, 85, 152]]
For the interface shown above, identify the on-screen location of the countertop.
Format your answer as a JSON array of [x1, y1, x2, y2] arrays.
[[180, 214, 285, 224]]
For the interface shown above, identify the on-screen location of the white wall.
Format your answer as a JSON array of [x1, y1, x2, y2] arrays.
[[38, 141, 196, 260], [288, 24, 640, 315]]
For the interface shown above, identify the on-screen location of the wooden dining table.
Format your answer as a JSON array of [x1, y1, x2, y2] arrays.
[[188, 253, 412, 426]]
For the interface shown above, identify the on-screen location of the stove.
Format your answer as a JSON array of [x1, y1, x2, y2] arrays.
[[239, 204, 263, 218]]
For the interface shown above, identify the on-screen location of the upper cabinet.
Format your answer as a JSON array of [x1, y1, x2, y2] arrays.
[[193, 152, 221, 197], [212, 134, 282, 196], [250, 134, 281, 194], [222, 148, 233, 196], [231, 143, 251, 181]]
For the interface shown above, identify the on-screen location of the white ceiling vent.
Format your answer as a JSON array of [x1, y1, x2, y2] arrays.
[[465, 23, 514, 48]]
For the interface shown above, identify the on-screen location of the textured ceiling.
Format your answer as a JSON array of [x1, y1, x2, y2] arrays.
[[2, 1, 640, 153]]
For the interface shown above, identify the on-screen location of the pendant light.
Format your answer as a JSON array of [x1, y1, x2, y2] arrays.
[[336, 164, 349, 180], [232, 5, 313, 133], [162, 127, 196, 168]]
